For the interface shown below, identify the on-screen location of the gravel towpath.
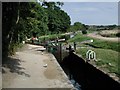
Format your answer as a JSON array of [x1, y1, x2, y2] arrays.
[[2, 44, 74, 89], [87, 32, 119, 42]]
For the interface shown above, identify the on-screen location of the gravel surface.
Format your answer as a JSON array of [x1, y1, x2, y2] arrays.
[[87, 32, 120, 42], [2, 44, 74, 89]]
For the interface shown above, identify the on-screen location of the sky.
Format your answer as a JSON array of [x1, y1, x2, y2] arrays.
[[60, 2, 118, 25]]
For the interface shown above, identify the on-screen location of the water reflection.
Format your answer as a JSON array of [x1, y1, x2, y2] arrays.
[[69, 75, 82, 90]]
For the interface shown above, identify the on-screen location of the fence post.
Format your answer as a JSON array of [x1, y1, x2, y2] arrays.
[[74, 42, 76, 51], [59, 43, 62, 62]]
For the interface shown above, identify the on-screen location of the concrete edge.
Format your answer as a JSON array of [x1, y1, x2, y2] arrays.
[[49, 53, 75, 90]]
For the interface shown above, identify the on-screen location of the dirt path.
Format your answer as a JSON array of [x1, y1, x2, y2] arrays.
[[2, 44, 74, 88], [87, 32, 120, 42]]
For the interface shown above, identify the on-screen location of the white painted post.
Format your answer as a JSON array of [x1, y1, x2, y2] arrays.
[[93, 51, 96, 60], [86, 50, 92, 60], [86, 50, 96, 61]]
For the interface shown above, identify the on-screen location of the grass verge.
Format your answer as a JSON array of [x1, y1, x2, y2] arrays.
[[68, 33, 120, 52], [76, 48, 120, 75]]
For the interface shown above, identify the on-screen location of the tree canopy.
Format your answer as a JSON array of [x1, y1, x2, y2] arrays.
[[43, 1, 71, 33], [2, 1, 71, 58], [67, 22, 87, 32]]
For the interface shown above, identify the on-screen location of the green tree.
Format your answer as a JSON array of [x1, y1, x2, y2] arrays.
[[26, 2, 48, 36], [2, 2, 21, 57], [67, 22, 87, 32], [42, 1, 71, 33], [2, 1, 71, 60], [74, 22, 86, 31], [2, 2, 48, 58]]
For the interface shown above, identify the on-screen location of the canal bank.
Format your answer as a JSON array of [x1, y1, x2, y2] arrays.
[[60, 53, 120, 90], [46, 43, 119, 89], [2, 44, 74, 89]]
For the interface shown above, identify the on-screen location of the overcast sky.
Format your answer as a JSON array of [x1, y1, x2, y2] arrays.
[[61, 2, 118, 25]]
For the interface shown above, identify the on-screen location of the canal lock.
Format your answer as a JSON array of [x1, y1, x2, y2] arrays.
[[45, 43, 120, 90]]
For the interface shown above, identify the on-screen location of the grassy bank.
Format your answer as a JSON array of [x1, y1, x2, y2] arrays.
[[76, 48, 119, 75], [68, 33, 119, 52], [68, 32, 120, 76]]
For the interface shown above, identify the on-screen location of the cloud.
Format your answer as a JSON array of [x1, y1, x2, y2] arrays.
[[73, 7, 99, 12], [61, 2, 118, 25]]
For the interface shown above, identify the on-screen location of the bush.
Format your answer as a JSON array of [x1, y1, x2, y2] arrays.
[[116, 33, 120, 37], [59, 35, 70, 40], [65, 35, 70, 40], [82, 30, 87, 34]]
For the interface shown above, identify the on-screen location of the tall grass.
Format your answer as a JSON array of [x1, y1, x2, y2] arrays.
[[68, 33, 120, 52]]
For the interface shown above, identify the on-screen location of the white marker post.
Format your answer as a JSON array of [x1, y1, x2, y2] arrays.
[[86, 50, 96, 61]]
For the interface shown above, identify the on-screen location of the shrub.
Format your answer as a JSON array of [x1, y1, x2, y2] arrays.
[[82, 30, 87, 34], [116, 33, 120, 37]]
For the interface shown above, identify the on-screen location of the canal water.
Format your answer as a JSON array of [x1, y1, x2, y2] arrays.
[[70, 78, 82, 90]]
